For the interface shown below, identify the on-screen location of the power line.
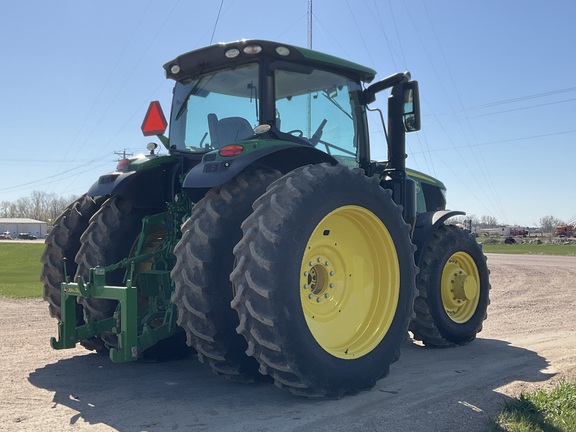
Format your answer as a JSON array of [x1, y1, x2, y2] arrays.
[[468, 86, 576, 110], [410, 128, 576, 154], [425, 95, 576, 119], [210, 0, 224, 45]]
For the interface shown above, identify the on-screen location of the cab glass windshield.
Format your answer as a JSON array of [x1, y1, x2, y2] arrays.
[[169, 63, 259, 151], [169, 62, 363, 166], [275, 68, 362, 166]]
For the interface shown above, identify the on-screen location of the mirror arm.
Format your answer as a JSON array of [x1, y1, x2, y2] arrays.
[[364, 72, 411, 104]]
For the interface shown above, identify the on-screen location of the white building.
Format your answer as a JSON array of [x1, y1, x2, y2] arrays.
[[0, 218, 47, 239]]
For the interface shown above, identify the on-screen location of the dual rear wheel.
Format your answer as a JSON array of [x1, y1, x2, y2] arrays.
[[173, 163, 417, 396]]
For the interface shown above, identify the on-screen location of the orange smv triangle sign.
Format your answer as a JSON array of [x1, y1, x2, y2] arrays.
[[141, 101, 168, 136]]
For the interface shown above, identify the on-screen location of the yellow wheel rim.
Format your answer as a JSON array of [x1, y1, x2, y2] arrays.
[[300, 205, 400, 359], [130, 224, 165, 310], [440, 251, 480, 323], [131, 225, 165, 273]]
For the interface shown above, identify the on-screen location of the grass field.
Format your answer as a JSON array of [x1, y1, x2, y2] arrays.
[[0, 243, 44, 298], [481, 243, 576, 256], [2, 241, 575, 299]]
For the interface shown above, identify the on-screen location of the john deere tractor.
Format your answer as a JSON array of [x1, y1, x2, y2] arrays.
[[41, 39, 490, 397]]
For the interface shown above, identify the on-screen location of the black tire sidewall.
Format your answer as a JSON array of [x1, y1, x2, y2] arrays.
[[422, 226, 490, 344], [262, 166, 415, 390]]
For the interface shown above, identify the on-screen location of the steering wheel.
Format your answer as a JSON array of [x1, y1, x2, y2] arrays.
[[286, 129, 304, 137]]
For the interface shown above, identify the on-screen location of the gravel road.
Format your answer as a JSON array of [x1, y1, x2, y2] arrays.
[[1, 253, 575, 431]]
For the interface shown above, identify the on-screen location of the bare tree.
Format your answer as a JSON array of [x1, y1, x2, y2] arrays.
[[479, 215, 499, 228], [539, 215, 565, 234], [0, 191, 77, 223]]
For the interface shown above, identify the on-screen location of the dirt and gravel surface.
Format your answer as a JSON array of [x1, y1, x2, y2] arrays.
[[1, 253, 575, 431]]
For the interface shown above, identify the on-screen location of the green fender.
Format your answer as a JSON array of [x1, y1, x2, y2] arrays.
[[87, 157, 184, 208], [412, 210, 466, 269], [182, 145, 337, 190]]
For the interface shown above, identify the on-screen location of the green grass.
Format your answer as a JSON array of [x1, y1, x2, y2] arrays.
[[481, 243, 576, 256], [489, 381, 576, 431], [0, 243, 44, 298]]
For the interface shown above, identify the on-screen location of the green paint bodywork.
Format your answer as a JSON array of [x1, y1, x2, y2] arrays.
[[117, 153, 177, 173], [164, 40, 376, 83], [406, 167, 446, 214], [202, 138, 300, 162], [296, 45, 377, 81]]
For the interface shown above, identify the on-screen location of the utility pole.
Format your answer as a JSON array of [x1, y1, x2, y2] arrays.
[[114, 149, 133, 160]]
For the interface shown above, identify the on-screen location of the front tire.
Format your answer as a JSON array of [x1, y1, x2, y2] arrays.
[[231, 164, 417, 397], [410, 225, 490, 346]]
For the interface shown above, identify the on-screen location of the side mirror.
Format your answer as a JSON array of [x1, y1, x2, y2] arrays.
[[141, 101, 168, 136], [402, 81, 420, 132]]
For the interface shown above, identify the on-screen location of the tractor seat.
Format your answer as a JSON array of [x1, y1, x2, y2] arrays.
[[208, 114, 254, 148]]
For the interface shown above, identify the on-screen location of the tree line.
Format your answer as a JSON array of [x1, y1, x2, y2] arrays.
[[0, 191, 78, 224], [0, 191, 568, 235], [451, 214, 567, 234]]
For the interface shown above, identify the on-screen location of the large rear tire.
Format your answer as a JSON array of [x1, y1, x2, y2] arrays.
[[410, 225, 490, 346], [171, 169, 281, 381], [40, 194, 105, 352], [231, 164, 417, 397], [75, 195, 184, 358]]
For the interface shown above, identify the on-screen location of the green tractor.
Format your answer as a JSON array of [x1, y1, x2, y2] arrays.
[[41, 40, 490, 397]]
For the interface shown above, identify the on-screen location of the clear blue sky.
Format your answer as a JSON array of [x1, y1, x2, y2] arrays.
[[1, 1, 575, 227]]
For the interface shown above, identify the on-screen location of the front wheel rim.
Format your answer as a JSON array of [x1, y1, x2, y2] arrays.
[[300, 205, 400, 359], [440, 251, 481, 323]]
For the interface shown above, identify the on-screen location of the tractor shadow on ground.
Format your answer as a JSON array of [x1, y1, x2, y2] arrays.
[[28, 338, 553, 431]]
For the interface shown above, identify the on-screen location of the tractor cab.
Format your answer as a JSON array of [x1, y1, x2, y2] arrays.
[[143, 39, 421, 194], [146, 40, 377, 168]]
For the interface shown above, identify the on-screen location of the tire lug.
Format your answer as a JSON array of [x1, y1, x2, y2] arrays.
[[330, 283, 334, 288], [324, 293, 329, 298], [316, 297, 321, 303], [330, 271, 334, 276], [308, 293, 314, 299]]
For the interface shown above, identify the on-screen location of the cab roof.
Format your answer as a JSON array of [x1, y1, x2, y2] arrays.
[[164, 39, 376, 84]]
